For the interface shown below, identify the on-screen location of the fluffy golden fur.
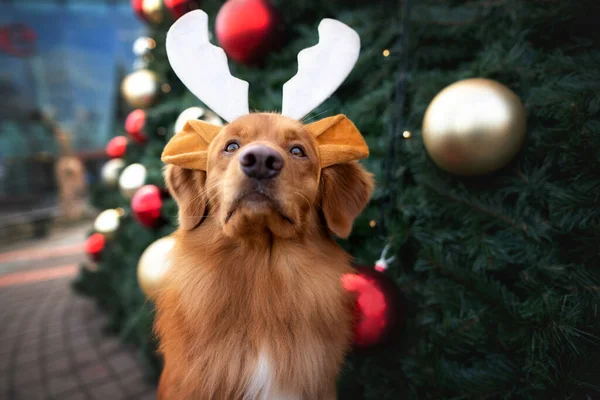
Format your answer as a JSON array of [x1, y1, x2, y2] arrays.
[[155, 113, 374, 399]]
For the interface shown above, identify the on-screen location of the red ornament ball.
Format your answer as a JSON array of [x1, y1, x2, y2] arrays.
[[342, 266, 400, 348], [164, 0, 199, 19], [85, 233, 105, 261], [131, 0, 145, 20], [106, 136, 128, 158], [125, 109, 147, 143], [216, 0, 282, 65], [132, 185, 163, 227]]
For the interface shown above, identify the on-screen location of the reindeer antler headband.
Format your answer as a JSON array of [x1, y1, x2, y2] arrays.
[[162, 10, 368, 172], [166, 10, 360, 122]]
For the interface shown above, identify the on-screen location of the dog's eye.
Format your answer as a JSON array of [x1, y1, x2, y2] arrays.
[[225, 142, 240, 153], [290, 146, 306, 158]]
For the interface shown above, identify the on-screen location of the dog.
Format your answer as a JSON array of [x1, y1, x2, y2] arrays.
[[155, 112, 374, 399]]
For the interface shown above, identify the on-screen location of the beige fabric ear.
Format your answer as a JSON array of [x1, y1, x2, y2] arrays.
[[164, 165, 207, 230], [320, 162, 374, 238], [161, 120, 222, 170], [306, 114, 369, 168]]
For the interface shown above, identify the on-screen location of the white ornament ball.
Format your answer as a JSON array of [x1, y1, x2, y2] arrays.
[[132, 36, 155, 57], [174, 107, 224, 134], [94, 209, 121, 238], [119, 163, 147, 199], [174, 106, 205, 134], [203, 110, 224, 127], [101, 158, 125, 186]]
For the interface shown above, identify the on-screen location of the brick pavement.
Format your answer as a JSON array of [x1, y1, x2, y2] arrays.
[[0, 224, 156, 400]]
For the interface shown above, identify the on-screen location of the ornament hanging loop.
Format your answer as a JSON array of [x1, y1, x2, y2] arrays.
[[375, 243, 396, 272]]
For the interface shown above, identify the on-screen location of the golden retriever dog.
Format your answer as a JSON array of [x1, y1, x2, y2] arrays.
[[155, 112, 373, 399]]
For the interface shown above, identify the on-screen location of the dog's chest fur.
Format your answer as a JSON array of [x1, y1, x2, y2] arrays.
[[155, 227, 354, 399], [246, 351, 301, 400]]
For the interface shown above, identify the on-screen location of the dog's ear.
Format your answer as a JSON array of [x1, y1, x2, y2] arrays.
[[161, 120, 222, 171], [306, 114, 369, 168], [162, 120, 219, 230], [320, 162, 374, 238], [307, 114, 373, 237], [164, 165, 207, 230]]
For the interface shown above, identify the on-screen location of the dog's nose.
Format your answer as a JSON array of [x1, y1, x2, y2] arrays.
[[239, 144, 283, 180]]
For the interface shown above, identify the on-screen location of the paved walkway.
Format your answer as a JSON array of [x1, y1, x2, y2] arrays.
[[0, 223, 156, 400]]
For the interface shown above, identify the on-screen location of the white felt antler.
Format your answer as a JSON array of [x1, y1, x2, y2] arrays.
[[166, 10, 249, 123], [281, 19, 360, 121]]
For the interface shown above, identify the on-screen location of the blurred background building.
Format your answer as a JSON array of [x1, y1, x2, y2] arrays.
[[0, 0, 142, 240]]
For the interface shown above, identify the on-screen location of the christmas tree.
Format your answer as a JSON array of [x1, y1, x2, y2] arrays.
[[75, 0, 600, 397]]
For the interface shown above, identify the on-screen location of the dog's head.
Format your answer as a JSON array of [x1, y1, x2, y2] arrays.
[[162, 11, 371, 239], [162, 113, 373, 239]]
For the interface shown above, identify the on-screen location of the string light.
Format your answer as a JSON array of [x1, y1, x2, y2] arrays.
[[116, 207, 126, 217], [380, 0, 412, 235], [148, 38, 156, 49], [382, 49, 390, 57], [369, 220, 377, 228], [403, 130, 411, 138], [162, 83, 171, 93]]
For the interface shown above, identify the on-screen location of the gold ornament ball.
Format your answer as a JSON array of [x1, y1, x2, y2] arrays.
[[422, 78, 526, 176], [94, 209, 120, 238], [137, 236, 175, 299], [121, 69, 160, 109], [101, 158, 125, 186], [119, 163, 147, 199], [142, 0, 164, 24]]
